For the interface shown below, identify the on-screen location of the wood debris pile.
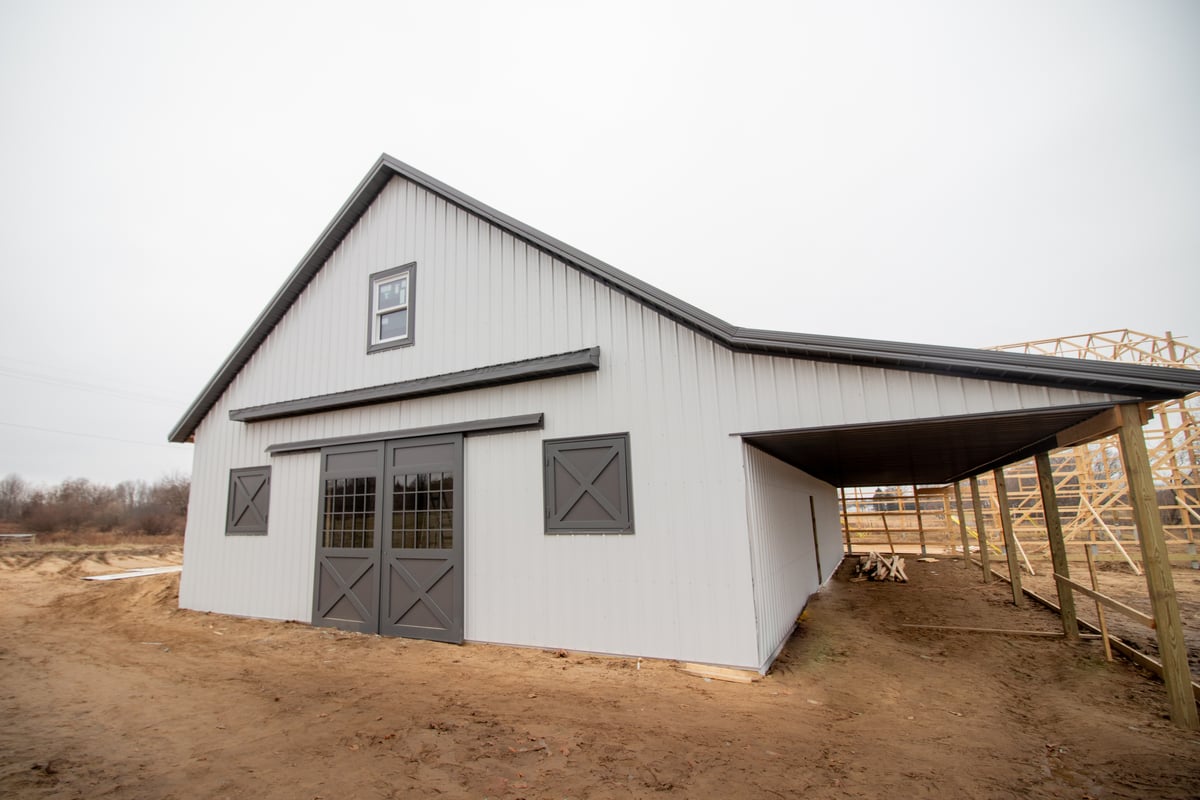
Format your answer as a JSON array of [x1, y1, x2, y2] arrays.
[[853, 551, 908, 583]]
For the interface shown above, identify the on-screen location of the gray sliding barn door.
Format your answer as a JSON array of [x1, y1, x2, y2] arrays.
[[312, 442, 384, 634], [312, 434, 463, 644], [380, 435, 463, 643]]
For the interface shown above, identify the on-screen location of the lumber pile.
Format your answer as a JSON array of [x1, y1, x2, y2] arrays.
[[853, 551, 908, 583]]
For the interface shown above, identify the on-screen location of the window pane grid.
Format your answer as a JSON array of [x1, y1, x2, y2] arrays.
[[390, 471, 453, 549], [321, 477, 376, 548], [372, 270, 411, 345]]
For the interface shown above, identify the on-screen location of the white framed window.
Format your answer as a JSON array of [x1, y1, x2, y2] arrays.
[[367, 263, 416, 353]]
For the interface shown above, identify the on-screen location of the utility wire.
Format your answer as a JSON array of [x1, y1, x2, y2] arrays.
[[0, 365, 187, 406], [0, 420, 189, 449]]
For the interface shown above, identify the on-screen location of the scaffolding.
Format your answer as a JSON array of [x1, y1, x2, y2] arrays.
[[840, 329, 1200, 560]]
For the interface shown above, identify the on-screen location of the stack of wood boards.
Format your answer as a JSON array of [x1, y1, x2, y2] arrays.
[[853, 551, 908, 583]]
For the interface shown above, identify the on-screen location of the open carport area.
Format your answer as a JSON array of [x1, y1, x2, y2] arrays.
[[2, 544, 1198, 799], [744, 398, 1200, 730]]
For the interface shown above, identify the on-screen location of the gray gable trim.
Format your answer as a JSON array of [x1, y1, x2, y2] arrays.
[[230, 348, 599, 424], [266, 413, 544, 455], [168, 154, 1200, 443]]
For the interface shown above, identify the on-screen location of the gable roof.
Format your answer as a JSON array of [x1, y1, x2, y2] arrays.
[[168, 154, 1200, 443]]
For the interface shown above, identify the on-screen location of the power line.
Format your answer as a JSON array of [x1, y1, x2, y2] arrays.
[[0, 365, 187, 406], [0, 420, 189, 450]]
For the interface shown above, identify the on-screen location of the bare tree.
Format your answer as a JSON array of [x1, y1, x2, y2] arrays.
[[0, 474, 28, 520]]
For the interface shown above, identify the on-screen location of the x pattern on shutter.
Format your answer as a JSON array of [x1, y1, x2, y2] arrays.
[[228, 467, 271, 534], [545, 435, 632, 533]]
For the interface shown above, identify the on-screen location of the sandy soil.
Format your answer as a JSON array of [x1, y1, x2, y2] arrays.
[[1, 545, 1198, 799]]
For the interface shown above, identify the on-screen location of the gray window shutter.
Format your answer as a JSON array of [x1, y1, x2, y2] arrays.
[[227, 467, 271, 535], [544, 434, 633, 533]]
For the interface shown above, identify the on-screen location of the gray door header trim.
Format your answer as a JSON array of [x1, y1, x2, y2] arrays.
[[267, 412, 544, 455]]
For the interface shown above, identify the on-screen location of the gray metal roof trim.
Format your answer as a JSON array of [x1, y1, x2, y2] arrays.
[[169, 153, 1200, 443], [229, 347, 600, 424], [167, 157, 397, 443], [734, 401, 1118, 440], [728, 328, 1200, 397]]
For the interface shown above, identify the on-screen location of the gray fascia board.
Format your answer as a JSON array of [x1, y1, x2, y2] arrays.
[[168, 157, 396, 443], [230, 348, 599, 424], [169, 153, 1200, 443], [266, 413, 544, 455], [727, 328, 1200, 399]]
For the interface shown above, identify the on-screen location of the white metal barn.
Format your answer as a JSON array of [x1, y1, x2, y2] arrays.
[[170, 155, 1200, 673]]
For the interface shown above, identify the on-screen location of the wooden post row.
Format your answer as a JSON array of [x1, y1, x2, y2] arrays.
[[992, 467, 1024, 606], [1115, 403, 1199, 730], [1034, 451, 1079, 640], [953, 482, 971, 566], [969, 476, 991, 582]]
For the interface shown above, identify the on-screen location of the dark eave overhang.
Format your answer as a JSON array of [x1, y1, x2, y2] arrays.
[[168, 154, 1200, 443]]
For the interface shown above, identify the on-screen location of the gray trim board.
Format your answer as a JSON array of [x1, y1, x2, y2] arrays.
[[168, 154, 1200, 442], [267, 413, 544, 455], [231, 348, 598, 424]]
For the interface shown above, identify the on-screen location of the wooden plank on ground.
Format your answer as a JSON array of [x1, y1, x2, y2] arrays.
[[677, 663, 761, 684], [900, 624, 1100, 639]]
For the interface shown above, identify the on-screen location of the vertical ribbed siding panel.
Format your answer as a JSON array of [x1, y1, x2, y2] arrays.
[[743, 444, 841, 670]]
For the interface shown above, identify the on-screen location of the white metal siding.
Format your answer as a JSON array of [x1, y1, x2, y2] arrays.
[[743, 445, 842, 670], [179, 173, 1135, 667]]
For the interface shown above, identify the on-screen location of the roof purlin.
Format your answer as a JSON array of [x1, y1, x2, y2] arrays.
[[168, 155, 1200, 443]]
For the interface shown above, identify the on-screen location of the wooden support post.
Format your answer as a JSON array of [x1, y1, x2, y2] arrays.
[[970, 476, 992, 583], [1085, 544, 1114, 662], [840, 487, 852, 555], [881, 514, 896, 555], [953, 482, 971, 566], [992, 468, 1024, 606], [1035, 451, 1079, 640], [913, 485, 927, 556], [1115, 402, 1199, 730]]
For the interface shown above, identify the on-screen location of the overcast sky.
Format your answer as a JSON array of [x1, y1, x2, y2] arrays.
[[1, 1, 1197, 486]]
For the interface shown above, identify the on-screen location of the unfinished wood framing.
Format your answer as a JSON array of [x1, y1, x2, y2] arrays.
[[839, 330, 1199, 561], [953, 482, 971, 567], [1035, 451, 1079, 640], [970, 477, 992, 583], [993, 467, 1024, 605], [1114, 402, 1199, 729]]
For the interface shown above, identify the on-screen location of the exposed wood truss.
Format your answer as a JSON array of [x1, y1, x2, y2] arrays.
[[841, 330, 1200, 557]]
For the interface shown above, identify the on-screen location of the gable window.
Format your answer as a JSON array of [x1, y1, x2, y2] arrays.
[[227, 466, 271, 535], [367, 262, 416, 353], [543, 433, 634, 534]]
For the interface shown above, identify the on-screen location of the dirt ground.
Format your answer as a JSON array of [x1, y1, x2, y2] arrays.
[[1, 545, 1198, 799], [1015, 555, 1200, 675]]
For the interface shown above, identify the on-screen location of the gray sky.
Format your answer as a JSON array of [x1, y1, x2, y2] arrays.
[[1, 1, 1198, 486]]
